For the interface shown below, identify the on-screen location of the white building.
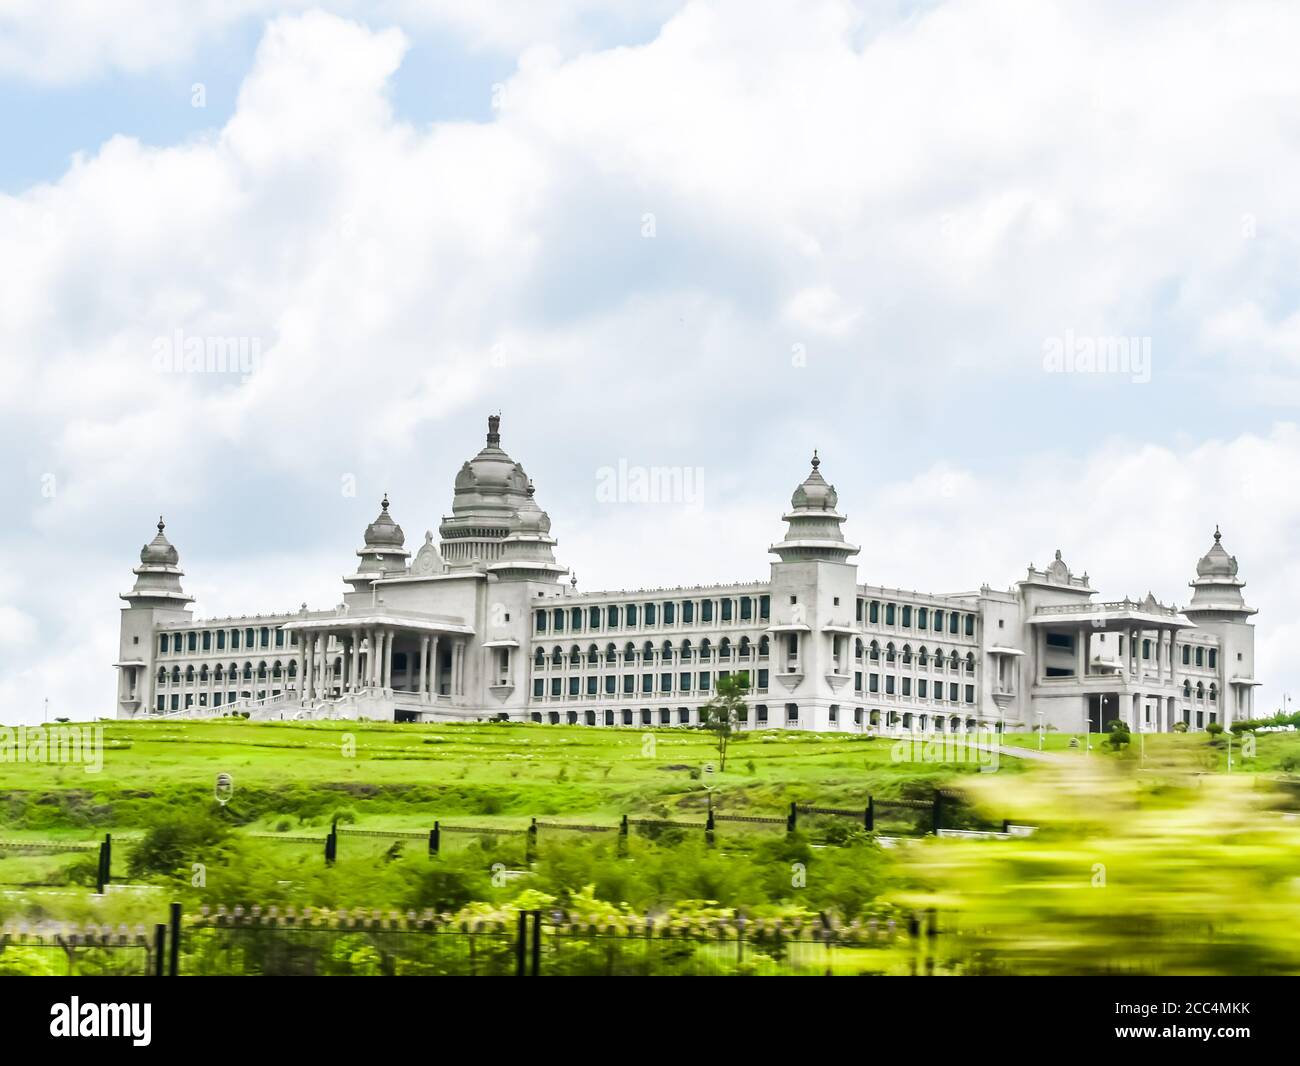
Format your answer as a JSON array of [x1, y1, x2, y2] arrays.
[[115, 415, 1260, 734]]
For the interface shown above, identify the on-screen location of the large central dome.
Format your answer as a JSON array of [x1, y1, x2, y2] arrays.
[[439, 414, 552, 570]]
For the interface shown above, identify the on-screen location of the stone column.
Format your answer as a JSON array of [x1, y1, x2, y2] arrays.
[[383, 630, 393, 690], [1075, 627, 1086, 678], [297, 635, 308, 701], [350, 630, 360, 693], [430, 636, 440, 697], [419, 637, 430, 701], [305, 635, 314, 700]]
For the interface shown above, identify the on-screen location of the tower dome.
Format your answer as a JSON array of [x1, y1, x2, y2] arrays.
[[345, 495, 410, 591], [1185, 526, 1256, 622], [769, 452, 859, 563], [121, 517, 193, 607], [364, 494, 405, 548], [439, 414, 557, 572]]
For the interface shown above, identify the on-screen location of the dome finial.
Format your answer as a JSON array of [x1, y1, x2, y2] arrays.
[[157, 515, 165, 533], [1214, 524, 1222, 543], [381, 493, 390, 513], [810, 449, 820, 470], [487, 412, 501, 446]]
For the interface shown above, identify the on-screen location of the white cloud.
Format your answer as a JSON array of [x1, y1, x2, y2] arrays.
[[3, 3, 1300, 722]]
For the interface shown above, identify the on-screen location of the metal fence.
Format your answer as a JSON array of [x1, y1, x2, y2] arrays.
[[176, 907, 925, 977], [0, 925, 157, 976]]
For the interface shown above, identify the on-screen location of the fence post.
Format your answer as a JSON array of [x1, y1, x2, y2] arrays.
[[429, 821, 440, 855], [153, 924, 166, 977], [705, 804, 715, 846], [96, 836, 108, 894], [618, 814, 629, 857], [931, 792, 943, 836], [786, 801, 797, 834], [865, 797, 874, 832], [526, 819, 538, 864], [168, 901, 181, 977], [530, 909, 541, 977], [515, 910, 527, 977], [325, 820, 337, 865]]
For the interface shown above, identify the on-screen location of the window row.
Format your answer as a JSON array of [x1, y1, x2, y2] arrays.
[[858, 672, 976, 703], [158, 626, 295, 655], [857, 641, 976, 670], [1182, 680, 1219, 702], [532, 669, 762, 699], [157, 660, 299, 684], [534, 637, 769, 668], [535, 595, 771, 634], [857, 600, 976, 636]]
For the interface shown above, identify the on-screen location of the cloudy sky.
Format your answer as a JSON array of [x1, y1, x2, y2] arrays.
[[2, 0, 1299, 725]]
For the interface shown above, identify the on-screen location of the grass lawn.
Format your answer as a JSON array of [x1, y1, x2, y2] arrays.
[[0, 719, 1012, 841]]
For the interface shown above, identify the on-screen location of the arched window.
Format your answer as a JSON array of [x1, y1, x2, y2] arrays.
[[551, 646, 563, 666], [287, 661, 297, 678], [758, 635, 770, 657], [587, 644, 599, 665], [965, 652, 975, 672], [917, 646, 928, 667], [739, 636, 752, 658], [272, 661, 282, 678], [605, 642, 617, 663], [901, 644, 912, 665], [661, 640, 674, 660], [624, 642, 637, 663], [642, 640, 655, 661], [700, 639, 713, 661], [855, 638, 864, 660], [535, 647, 546, 667], [157, 667, 168, 683], [1196, 682, 1205, 699], [569, 645, 582, 666], [680, 639, 693, 661], [720, 638, 732, 660], [885, 642, 896, 664], [1183, 680, 1191, 698], [869, 640, 880, 662]]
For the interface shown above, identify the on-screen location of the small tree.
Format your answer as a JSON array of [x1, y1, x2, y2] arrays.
[[1106, 719, 1131, 751], [699, 673, 749, 772]]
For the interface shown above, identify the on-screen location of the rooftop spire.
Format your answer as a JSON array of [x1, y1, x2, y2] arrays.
[[157, 515, 165, 533], [810, 449, 820, 470], [1214, 524, 1222, 543], [487, 412, 501, 447]]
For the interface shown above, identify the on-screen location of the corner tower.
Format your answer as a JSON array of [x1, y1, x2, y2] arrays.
[[117, 518, 194, 717], [1183, 526, 1258, 725], [767, 453, 861, 730]]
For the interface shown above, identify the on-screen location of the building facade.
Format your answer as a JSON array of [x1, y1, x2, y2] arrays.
[[115, 416, 1260, 733]]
